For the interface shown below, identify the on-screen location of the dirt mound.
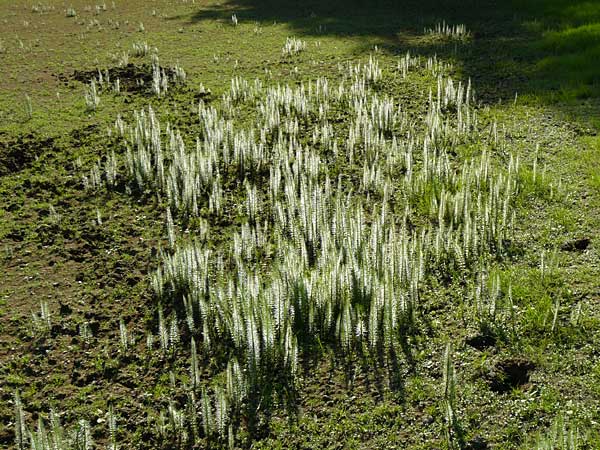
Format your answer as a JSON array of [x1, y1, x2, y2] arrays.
[[487, 358, 535, 393], [0, 133, 55, 176], [58, 64, 212, 102], [63, 63, 163, 94], [58, 63, 177, 95]]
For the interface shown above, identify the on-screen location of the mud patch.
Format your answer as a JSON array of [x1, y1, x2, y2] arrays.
[[487, 358, 535, 393], [0, 133, 56, 176]]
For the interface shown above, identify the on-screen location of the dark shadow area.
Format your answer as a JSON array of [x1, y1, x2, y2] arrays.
[[186, 0, 600, 125], [189, 0, 505, 40]]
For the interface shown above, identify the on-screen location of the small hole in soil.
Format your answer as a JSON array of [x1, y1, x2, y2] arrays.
[[488, 358, 535, 393], [561, 238, 591, 252], [0, 133, 56, 176], [466, 436, 489, 450], [466, 333, 496, 350]]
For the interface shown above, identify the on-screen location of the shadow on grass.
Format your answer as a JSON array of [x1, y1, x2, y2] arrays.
[[186, 0, 600, 124]]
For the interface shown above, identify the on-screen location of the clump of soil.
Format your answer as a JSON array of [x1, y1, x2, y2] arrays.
[[487, 357, 535, 393], [0, 133, 55, 176]]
